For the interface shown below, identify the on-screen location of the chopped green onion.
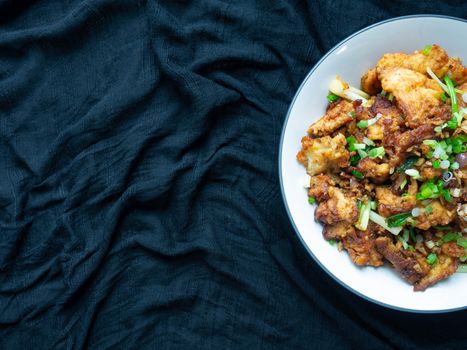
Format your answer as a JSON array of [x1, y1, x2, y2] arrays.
[[397, 157, 418, 173], [355, 201, 371, 231], [363, 137, 375, 146], [357, 149, 368, 158], [426, 68, 463, 95], [416, 180, 439, 200], [442, 232, 461, 243], [440, 160, 450, 169], [457, 238, 467, 249], [434, 125, 443, 133], [458, 265, 467, 273], [388, 93, 394, 101], [369, 211, 403, 235], [350, 154, 360, 166], [370, 201, 377, 210], [451, 136, 467, 154], [442, 189, 452, 202], [353, 143, 366, 150], [455, 134, 467, 142], [329, 239, 335, 246], [440, 92, 447, 102], [453, 111, 463, 126], [445, 75, 458, 115], [423, 140, 438, 148], [447, 118, 458, 129], [433, 225, 453, 231], [367, 113, 382, 126], [398, 234, 409, 249], [451, 162, 460, 170], [400, 177, 407, 190], [380, 90, 386, 97], [409, 226, 416, 242], [423, 45, 432, 56], [426, 253, 438, 265], [346, 135, 356, 144], [387, 211, 412, 228], [357, 120, 368, 128], [347, 111, 356, 118], [329, 77, 370, 102], [403, 229, 410, 242], [427, 67, 448, 93], [351, 170, 364, 179], [431, 141, 450, 160], [405, 169, 420, 179], [350, 143, 366, 152], [346, 135, 357, 150], [327, 93, 339, 102], [432, 160, 441, 169], [398, 229, 411, 250], [308, 197, 316, 204], [389, 167, 395, 175], [424, 206, 433, 214], [368, 147, 385, 159]]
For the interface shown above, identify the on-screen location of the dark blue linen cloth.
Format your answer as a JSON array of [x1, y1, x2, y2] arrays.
[[1, 1, 466, 348]]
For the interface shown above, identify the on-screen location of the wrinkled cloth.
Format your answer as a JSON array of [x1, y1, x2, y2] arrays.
[[0, 1, 466, 349]]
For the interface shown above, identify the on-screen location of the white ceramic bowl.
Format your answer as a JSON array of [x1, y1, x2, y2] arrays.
[[279, 15, 467, 313]]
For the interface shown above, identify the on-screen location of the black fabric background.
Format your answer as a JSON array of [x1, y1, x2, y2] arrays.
[[0, 1, 466, 349]]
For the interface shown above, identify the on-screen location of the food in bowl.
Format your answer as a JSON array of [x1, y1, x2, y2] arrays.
[[297, 44, 467, 291]]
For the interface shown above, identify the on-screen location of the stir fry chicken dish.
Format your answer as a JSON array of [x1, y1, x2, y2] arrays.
[[297, 45, 467, 291]]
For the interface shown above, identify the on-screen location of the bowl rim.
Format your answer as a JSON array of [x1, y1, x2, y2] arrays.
[[278, 14, 467, 314]]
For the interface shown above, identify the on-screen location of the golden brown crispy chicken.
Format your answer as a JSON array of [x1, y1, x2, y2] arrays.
[[361, 68, 381, 95], [307, 100, 355, 137], [315, 187, 358, 225], [375, 187, 416, 217], [376, 45, 450, 78], [379, 68, 450, 128], [414, 200, 457, 230], [296, 134, 349, 176], [342, 228, 385, 267], [296, 44, 467, 291]]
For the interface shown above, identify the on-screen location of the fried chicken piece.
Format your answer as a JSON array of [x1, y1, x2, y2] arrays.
[[441, 242, 465, 258], [357, 158, 390, 183], [448, 57, 467, 86], [414, 255, 458, 291], [379, 68, 451, 128], [342, 229, 384, 267], [376, 45, 450, 78], [414, 200, 457, 230], [366, 122, 384, 140], [361, 68, 382, 95], [296, 134, 350, 176], [375, 186, 416, 217], [315, 187, 358, 225], [307, 100, 355, 137], [375, 237, 430, 284], [323, 222, 354, 240], [365, 96, 405, 141], [389, 124, 434, 167], [308, 174, 335, 202], [375, 44, 467, 85], [420, 164, 443, 180]]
